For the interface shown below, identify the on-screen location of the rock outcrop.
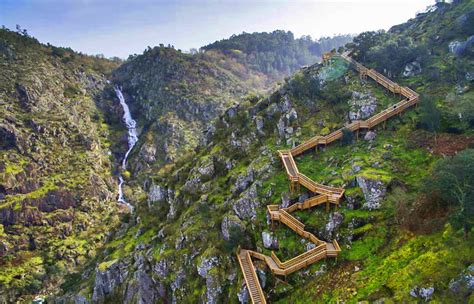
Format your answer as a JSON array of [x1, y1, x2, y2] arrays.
[[356, 176, 387, 210]]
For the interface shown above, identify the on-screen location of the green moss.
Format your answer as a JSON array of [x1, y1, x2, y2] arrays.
[[98, 259, 118, 271], [343, 226, 387, 261]]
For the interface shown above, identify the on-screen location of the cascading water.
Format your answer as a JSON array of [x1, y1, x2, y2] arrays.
[[114, 86, 138, 212]]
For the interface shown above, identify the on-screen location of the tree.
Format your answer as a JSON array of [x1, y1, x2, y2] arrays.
[[341, 128, 354, 145], [349, 30, 387, 62], [423, 149, 474, 237], [418, 95, 441, 140]]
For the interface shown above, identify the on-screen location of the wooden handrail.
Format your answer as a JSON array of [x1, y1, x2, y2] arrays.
[[246, 251, 266, 303]]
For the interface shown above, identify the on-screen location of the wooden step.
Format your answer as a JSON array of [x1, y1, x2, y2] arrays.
[[237, 250, 266, 304]]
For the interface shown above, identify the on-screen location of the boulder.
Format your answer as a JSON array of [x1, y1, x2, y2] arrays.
[[449, 36, 474, 57], [356, 176, 386, 210], [237, 284, 249, 304], [148, 184, 167, 204], [232, 170, 254, 195], [280, 192, 291, 208], [364, 131, 376, 141], [449, 264, 474, 297], [198, 158, 215, 180], [324, 212, 344, 239], [402, 61, 422, 77], [409, 286, 435, 302], [221, 214, 245, 241], [348, 91, 377, 120], [232, 184, 260, 221], [261, 231, 278, 249]]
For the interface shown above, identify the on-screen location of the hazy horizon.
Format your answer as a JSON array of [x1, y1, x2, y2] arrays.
[[1, 0, 435, 59]]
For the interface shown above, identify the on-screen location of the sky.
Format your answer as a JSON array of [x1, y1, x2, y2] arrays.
[[0, 0, 435, 59]]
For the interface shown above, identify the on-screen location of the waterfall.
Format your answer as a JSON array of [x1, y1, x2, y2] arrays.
[[114, 86, 138, 212]]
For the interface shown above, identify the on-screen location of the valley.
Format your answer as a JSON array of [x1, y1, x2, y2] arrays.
[[1, 1, 473, 303]]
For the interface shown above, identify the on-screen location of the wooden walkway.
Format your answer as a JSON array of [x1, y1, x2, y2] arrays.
[[237, 53, 419, 303]]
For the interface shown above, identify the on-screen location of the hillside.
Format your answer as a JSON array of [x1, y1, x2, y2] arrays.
[[111, 32, 351, 169], [202, 30, 352, 79], [50, 1, 473, 303], [111, 45, 265, 168], [0, 28, 122, 301]]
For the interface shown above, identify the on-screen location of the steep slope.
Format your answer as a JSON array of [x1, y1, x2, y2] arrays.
[[55, 1, 474, 303], [111, 46, 265, 169], [0, 29, 122, 301]]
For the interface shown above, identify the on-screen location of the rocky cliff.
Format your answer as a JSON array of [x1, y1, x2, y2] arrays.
[[0, 29, 122, 301]]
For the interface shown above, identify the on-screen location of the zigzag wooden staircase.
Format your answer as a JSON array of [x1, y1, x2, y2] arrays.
[[237, 53, 419, 303]]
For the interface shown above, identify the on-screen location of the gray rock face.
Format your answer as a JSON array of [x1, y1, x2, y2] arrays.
[[273, 95, 299, 143], [153, 259, 169, 280], [286, 108, 298, 122], [262, 231, 278, 249], [232, 170, 254, 195], [124, 269, 162, 304], [237, 284, 249, 304], [348, 91, 378, 120], [225, 105, 239, 119], [230, 131, 252, 150], [198, 159, 215, 180], [92, 260, 129, 302], [466, 72, 474, 82], [254, 116, 265, 135], [449, 36, 474, 56], [233, 183, 260, 221], [403, 61, 422, 77], [324, 212, 344, 239], [171, 269, 186, 304], [449, 264, 474, 297], [280, 192, 291, 208], [356, 176, 386, 210], [202, 124, 216, 146], [256, 268, 266, 289], [409, 286, 435, 302], [166, 189, 178, 219], [197, 256, 222, 304], [364, 131, 376, 141], [183, 176, 201, 193], [148, 184, 167, 204], [221, 214, 245, 241], [277, 117, 286, 138], [138, 143, 157, 164]]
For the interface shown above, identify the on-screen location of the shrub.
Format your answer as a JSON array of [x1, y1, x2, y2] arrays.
[[341, 128, 354, 145], [422, 149, 474, 237], [417, 95, 440, 134]]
